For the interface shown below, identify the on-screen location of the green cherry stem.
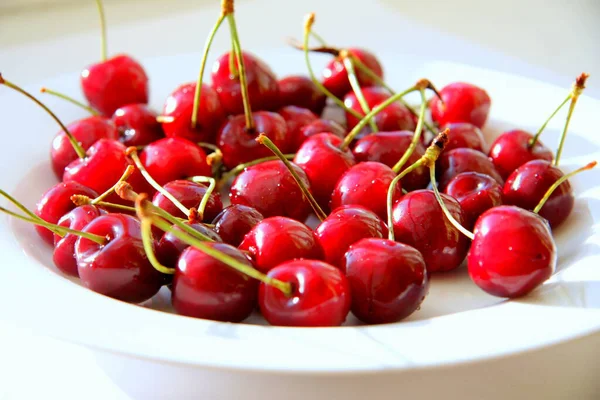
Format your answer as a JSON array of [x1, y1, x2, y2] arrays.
[[140, 217, 175, 274], [71, 195, 136, 213], [94, 0, 108, 61], [554, 73, 589, 166], [0, 188, 40, 221], [92, 165, 135, 204], [218, 153, 295, 187], [342, 53, 378, 133], [188, 176, 217, 220], [40, 87, 98, 116], [310, 30, 327, 46], [391, 86, 428, 173]]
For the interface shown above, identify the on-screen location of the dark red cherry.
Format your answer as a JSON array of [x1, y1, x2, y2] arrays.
[[488, 129, 554, 179], [342, 238, 428, 324], [322, 48, 383, 98], [217, 111, 289, 170], [151, 180, 223, 221], [75, 213, 164, 303], [81, 54, 149, 116], [315, 205, 387, 268], [156, 222, 222, 270], [229, 160, 312, 221], [160, 82, 225, 143], [468, 205, 556, 298], [212, 205, 264, 247], [503, 160, 573, 229], [439, 122, 486, 153], [278, 106, 318, 152], [352, 130, 429, 191], [444, 172, 503, 230], [429, 82, 491, 128], [259, 259, 351, 326], [294, 119, 346, 151], [51, 116, 119, 178], [112, 103, 164, 147], [330, 161, 402, 221], [211, 51, 279, 115], [239, 217, 324, 273], [277, 75, 326, 115], [437, 148, 503, 191], [293, 133, 356, 210], [391, 190, 470, 273], [35, 181, 98, 245]]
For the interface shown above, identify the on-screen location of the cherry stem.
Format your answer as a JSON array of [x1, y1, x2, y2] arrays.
[[95, 0, 107, 61], [188, 176, 216, 220], [342, 54, 378, 133], [533, 161, 597, 214], [140, 217, 175, 275], [392, 87, 427, 173], [257, 134, 327, 221], [0, 188, 40, 221], [197, 142, 220, 152], [0, 74, 86, 159], [310, 30, 327, 46], [71, 194, 136, 213], [40, 87, 98, 116], [191, 13, 226, 129], [554, 73, 589, 166], [92, 165, 135, 204], [218, 153, 295, 186], [156, 115, 175, 124], [528, 95, 570, 149]]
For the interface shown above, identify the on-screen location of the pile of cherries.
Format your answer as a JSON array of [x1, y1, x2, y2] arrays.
[[0, 1, 595, 327]]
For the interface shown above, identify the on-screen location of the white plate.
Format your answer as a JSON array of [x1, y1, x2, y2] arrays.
[[0, 50, 599, 377]]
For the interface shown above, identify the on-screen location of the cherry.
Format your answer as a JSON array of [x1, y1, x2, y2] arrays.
[[277, 75, 326, 114], [438, 122, 486, 153], [429, 82, 491, 128], [239, 217, 324, 273], [156, 222, 222, 269], [211, 204, 264, 247], [229, 160, 312, 221], [217, 111, 289, 169], [315, 205, 387, 268], [444, 172, 503, 229], [152, 179, 223, 221], [278, 105, 318, 152], [391, 190, 470, 273], [322, 48, 383, 98], [293, 133, 356, 210], [330, 161, 402, 221], [112, 103, 164, 147], [488, 129, 553, 179], [467, 206, 556, 298], [259, 259, 351, 326], [75, 213, 164, 303], [342, 238, 428, 324], [299, 119, 346, 142], [437, 148, 503, 191]]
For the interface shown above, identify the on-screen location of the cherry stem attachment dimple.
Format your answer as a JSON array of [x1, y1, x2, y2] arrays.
[[40, 87, 99, 116], [94, 0, 107, 61], [342, 54, 378, 133], [554, 73, 589, 166], [392, 86, 428, 173], [92, 165, 135, 204], [533, 161, 597, 213]]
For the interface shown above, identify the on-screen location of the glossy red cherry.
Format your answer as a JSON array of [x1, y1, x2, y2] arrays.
[[468, 206, 556, 298], [277, 75, 326, 114], [259, 259, 351, 326], [278, 105, 318, 152], [156, 222, 222, 270], [294, 119, 346, 151], [112, 103, 164, 147], [330, 161, 402, 221], [342, 238, 428, 324], [211, 51, 279, 115], [503, 160, 573, 229], [322, 48, 383, 98], [211, 205, 264, 247], [391, 190, 470, 272], [75, 213, 164, 303], [239, 217, 324, 273], [229, 160, 312, 221], [152, 180, 223, 221], [352, 130, 429, 191], [293, 133, 356, 210], [160, 82, 225, 143], [444, 172, 503, 229], [488, 129, 554, 179], [217, 111, 289, 169], [437, 148, 503, 191], [315, 205, 387, 268], [51, 116, 119, 178], [429, 82, 491, 128], [35, 181, 99, 245], [439, 122, 486, 153], [81, 54, 149, 116]]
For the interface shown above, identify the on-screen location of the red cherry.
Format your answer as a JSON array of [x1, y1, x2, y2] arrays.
[[429, 82, 491, 128], [151, 180, 223, 221], [330, 161, 402, 221], [294, 119, 346, 151], [259, 259, 351, 326], [438, 122, 487, 153], [75, 213, 164, 303], [160, 82, 225, 143], [229, 160, 312, 221], [278, 106, 318, 152], [211, 51, 279, 115], [444, 172, 503, 229], [293, 133, 356, 210], [391, 190, 470, 273], [315, 205, 387, 268], [503, 160, 573, 229], [437, 148, 503, 191], [322, 48, 383, 98], [239, 217, 324, 273], [468, 206, 556, 298], [112, 104, 164, 147], [277, 75, 326, 114], [81, 54, 149, 116], [342, 238, 428, 324], [352, 130, 429, 191], [488, 129, 553, 179], [211, 205, 264, 247], [217, 111, 289, 170]]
